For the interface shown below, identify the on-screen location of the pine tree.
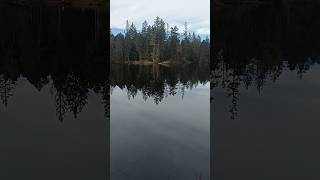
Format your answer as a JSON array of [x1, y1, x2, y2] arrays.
[[110, 18, 210, 65]]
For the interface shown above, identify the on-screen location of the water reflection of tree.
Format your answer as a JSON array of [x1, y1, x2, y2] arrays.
[[110, 64, 209, 104], [0, 75, 16, 107], [54, 83, 67, 122], [101, 79, 109, 120], [212, 2, 320, 120], [52, 74, 89, 121]]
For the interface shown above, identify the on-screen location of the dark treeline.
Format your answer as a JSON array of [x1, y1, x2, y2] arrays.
[[0, 4, 107, 64], [1, 0, 107, 7], [215, 0, 320, 6], [213, 1, 320, 70], [110, 17, 210, 66], [212, 3, 320, 119], [0, 4, 108, 122], [111, 64, 209, 104]]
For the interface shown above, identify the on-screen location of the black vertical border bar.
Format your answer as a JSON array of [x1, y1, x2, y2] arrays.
[[106, 0, 110, 179], [210, 0, 214, 180]]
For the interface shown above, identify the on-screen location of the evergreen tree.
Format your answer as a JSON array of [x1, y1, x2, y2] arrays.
[[110, 17, 210, 65]]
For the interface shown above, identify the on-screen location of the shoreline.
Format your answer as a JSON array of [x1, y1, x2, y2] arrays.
[[111, 60, 190, 67]]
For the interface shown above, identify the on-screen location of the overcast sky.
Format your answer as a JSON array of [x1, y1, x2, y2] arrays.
[[110, 0, 210, 35]]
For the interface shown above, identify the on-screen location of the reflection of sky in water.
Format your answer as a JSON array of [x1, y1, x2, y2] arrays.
[[111, 82, 210, 180], [0, 77, 107, 180], [213, 64, 320, 179]]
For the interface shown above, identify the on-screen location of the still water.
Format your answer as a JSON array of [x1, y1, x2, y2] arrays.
[[110, 65, 210, 180], [0, 4, 108, 180], [213, 2, 320, 179], [0, 75, 108, 179]]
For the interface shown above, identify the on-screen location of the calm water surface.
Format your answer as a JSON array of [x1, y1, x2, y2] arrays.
[[111, 65, 210, 180], [213, 2, 320, 179], [0, 76, 108, 179]]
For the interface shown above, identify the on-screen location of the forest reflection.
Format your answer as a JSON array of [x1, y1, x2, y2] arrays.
[[0, 4, 108, 122], [0, 68, 108, 122], [212, 2, 320, 120], [110, 64, 209, 104]]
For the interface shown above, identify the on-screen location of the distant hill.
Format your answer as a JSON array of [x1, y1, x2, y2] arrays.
[[111, 28, 210, 40], [111, 28, 125, 35]]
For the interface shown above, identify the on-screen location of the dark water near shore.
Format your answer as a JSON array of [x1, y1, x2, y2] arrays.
[[0, 4, 108, 180], [110, 64, 210, 180], [212, 2, 320, 179]]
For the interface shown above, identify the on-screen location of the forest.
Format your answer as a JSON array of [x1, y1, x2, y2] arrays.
[[2, 0, 107, 7], [110, 17, 210, 65]]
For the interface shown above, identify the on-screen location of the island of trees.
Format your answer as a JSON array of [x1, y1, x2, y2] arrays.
[[110, 17, 210, 66]]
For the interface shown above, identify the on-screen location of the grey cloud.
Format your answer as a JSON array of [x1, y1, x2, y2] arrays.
[[111, 0, 210, 34]]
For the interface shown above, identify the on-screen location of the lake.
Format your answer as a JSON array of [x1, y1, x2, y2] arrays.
[[212, 2, 320, 179], [110, 64, 210, 180], [0, 74, 108, 179]]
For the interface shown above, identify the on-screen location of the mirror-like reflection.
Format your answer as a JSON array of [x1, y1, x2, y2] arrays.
[[110, 52, 210, 178], [0, 3, 108, 180], [111, 64, 209, 103], [212, 2, 320, 179]]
